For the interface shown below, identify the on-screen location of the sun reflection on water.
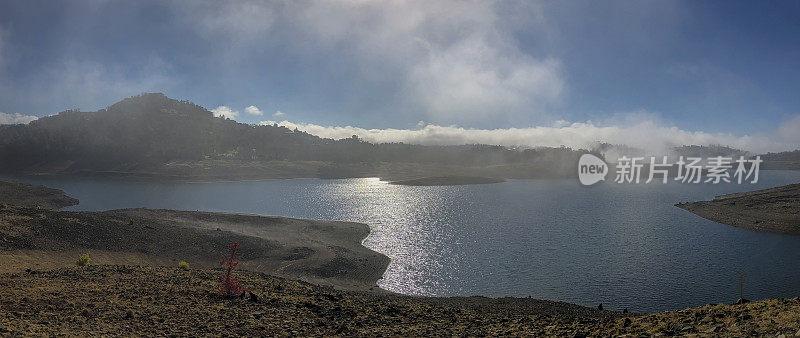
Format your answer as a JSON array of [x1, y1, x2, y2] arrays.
[[319, 178, 461, 295]]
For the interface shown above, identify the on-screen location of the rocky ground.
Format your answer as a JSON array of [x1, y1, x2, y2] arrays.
[[0, 180, 78, 209], [0, 204, 388, 291], [2, 266, 800, 336], [677, 182, 800, 235]]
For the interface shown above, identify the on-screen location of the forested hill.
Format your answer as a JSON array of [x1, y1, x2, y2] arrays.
[[0, 93, 587, 179], [0, 93, 320, 171]]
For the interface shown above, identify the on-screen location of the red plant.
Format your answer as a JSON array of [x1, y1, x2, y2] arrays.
[[218, 242, 245, 297]]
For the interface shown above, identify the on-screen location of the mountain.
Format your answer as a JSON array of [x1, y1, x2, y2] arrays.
[[0, 93, 326, 171], [0, 93, 589, 180]]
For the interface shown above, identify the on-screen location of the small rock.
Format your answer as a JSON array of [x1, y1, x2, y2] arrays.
[[249, 292, 259, 302], [622, 318, 632, 327], [124, 310, 134, 319]]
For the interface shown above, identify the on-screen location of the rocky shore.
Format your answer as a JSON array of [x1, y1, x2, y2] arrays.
[[0, 180, 78, 209], [0, 204, 388, 291], [676, 182, 800, 235]]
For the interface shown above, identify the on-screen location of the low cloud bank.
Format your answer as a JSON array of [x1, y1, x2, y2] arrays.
[[260, 118, 800, 154], [0, 112, 38, 125]]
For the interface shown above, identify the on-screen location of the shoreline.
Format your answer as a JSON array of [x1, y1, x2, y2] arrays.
[[0, 177, 393, 291], [0, 158, 587, 184], [389, 175, 505, 186], [0, 204, 390, 292], [5, 179, 800, 334], [676, 182, 800, 236], [0, 180, 79, 209]]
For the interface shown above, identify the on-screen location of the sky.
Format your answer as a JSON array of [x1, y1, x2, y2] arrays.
[[1, 0, 799, 153]]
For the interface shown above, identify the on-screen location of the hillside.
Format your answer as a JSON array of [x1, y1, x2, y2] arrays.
[[0, 93, 327, 173], [761, 150, 800, 170], [2, 94, 794, 181], [0, 93, 588, 180]]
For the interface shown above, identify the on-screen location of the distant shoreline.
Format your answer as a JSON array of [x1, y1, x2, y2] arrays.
[[389, 175, 505, 186], [0, 156, 584, 184]]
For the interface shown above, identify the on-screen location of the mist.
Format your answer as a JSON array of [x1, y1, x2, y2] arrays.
[[260, 115, 800, 155]]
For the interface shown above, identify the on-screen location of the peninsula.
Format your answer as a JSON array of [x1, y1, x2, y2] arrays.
[[676, 183, 800, 236]]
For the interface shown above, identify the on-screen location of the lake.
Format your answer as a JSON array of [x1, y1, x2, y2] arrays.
[[7, 171, 800, 312]]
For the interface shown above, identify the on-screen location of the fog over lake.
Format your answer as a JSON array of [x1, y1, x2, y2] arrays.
[[10, 171, 800, 313]]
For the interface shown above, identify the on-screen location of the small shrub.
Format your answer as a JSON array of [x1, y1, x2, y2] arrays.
[[75, 253, 91, 267], [218, 242, 245, 297], [178, 261, 190, 270]]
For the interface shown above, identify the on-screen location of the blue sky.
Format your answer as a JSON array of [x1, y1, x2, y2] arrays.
[[0, 1, 798, 152]]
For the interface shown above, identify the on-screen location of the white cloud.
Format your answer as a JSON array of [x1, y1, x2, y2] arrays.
[[244, 105, 263, 115], [0, 57, 174, 113], [0, 112, 37, 125], [404, 34, 562, 120], [260, 115, 800, 154], [211, 106, 238, 119], [181, 1, 563, 123], [303, 1, 562, 121], [179, 1, 276, 43], [272, 110, 285, 118]]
